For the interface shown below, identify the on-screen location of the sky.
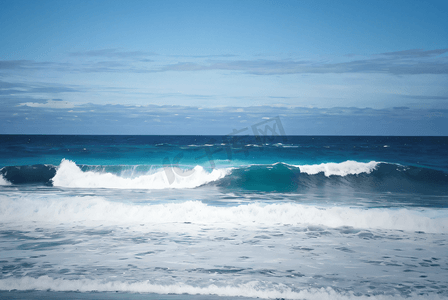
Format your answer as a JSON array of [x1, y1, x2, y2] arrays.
[[1, 0, 447, 135]]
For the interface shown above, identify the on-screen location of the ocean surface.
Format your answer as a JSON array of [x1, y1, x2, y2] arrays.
[[1, 134, 448, 299]]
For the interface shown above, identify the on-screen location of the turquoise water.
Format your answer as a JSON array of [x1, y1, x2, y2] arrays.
[[1, 135, 448, 299]]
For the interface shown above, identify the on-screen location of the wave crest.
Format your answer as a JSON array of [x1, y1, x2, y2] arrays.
[[297, 161, 378, 176], [2, 160, 447, 194], [51, 159, 229, 189]]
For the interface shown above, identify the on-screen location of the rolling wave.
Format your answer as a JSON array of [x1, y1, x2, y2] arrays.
[[1, 197, 447, 232], [52, 159, 228, 189], [216, 162, 448, 193], [1, 160, 447, 193]]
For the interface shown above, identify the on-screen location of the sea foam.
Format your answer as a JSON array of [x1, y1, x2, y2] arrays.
[[1, 196, 447, 233], [296, 161, 379, 177], [51, 159, 229, 189], [0, 174, 10, 185], [0, 276, 445, 299]]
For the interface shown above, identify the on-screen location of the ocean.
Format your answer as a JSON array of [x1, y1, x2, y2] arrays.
[[1, 131, 448, 299]]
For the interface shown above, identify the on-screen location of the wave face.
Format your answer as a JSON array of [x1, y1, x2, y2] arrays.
[[0, 164, 56, 185], [217, 161, 448, 194], [1, 160, 448, 195], [217, 163, 300, 192]]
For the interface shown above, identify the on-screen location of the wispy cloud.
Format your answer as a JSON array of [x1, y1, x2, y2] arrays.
[[0, 81, 26, 89], [160, 49, 448, 75], [379, 48, 448, 58], [17, 99, 75, 109], [2, 48, 447, 76], [0, 59, 154, 74], [0, 80, 82, 97], [2, 101, 447, 135], [0, 60, 29, 69], [401, 95, 448, 101], [0, 60, 68, 71], [0, 60, 41, 70]]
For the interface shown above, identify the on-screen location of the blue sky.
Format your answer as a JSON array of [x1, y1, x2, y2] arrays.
[[1, 0, 447, 135]]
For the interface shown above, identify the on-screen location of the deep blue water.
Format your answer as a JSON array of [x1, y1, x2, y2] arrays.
[[1, 135, 448, 172], [1, 135, 448, 299]]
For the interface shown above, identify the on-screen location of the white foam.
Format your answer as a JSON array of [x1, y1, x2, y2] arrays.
[[0, 276, 443, 299], [0, 174, 10, 185], [51, 159, 229, 189], [297, 161, 379, 177], [1, 196, 447, 233]]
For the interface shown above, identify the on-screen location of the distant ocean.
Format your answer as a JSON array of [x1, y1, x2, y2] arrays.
[[1, 128, 448, 299]]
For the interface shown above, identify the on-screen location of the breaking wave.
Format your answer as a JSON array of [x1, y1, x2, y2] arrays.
[[0, 175, 10, 186], [51, 159, 228, 189], [1, 197, 447, 232], [1, 160, 447, 193], [297, 161, 378, 176], [0, 276, 446, 299]]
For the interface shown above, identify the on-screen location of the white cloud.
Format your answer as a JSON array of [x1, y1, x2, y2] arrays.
[[17, 100, 75, 109]]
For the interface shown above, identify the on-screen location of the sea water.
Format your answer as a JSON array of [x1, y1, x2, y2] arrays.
[[0, 135, 448, 299]]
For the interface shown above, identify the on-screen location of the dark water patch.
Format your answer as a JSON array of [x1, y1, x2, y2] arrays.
[[385, 262, 402, 267], [0, 230, 36, 240], [253, 269, 277, 277], [135, 250, 164, 256], [0, 230, 64, 242], [292, 246, 314, 251], [364, 260, 383, 266], [337, 226, 361, 234], [214, 237, 234, 241], [357, 232, 378, 240], [17, 239, 79, 250], [130, 237, 150, 244], [1, 165, 56, 185], [58, 268, 71, 274], [335, 247, 355, 253], [82, 229, 114, 236], [253, 235, 271, 239], [285, 270, 305, 277], [242, 239, 261, 245]]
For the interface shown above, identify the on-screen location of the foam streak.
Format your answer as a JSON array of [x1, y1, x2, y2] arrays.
[[0, 276, 443, 299]]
